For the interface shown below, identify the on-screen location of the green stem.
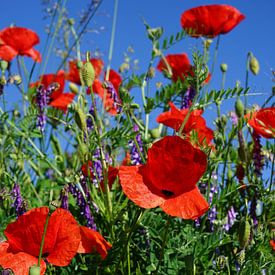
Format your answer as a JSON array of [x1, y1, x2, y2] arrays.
[[37, 211, 51, 266], [269, 139, 275, 192], [105, 0, 119, 81], [211, 35, 220, 75], [153, 217, 171, 274], [70, 24, 81, 61]]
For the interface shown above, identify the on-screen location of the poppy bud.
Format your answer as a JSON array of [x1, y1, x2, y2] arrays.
[[235, 98, 244, 118], [74, 108, 87, 132], [239, 219, 251, 248], [0, 76, 7, 85], [249, 56, 260, 75], [150, 128, 161, 139], [81, 61, 95, 87], [69, 82, 78, 94], [77, 61, 83, 69], [220, 63, 228, 73], [0, 60, 9, 71], [29, 265, 40, 275], [67, 18, 75, 26]]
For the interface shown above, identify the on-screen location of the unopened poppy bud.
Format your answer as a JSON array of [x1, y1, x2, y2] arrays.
[[249, 56, 260, 75], [67, 18, 75, 26], [74, 108, 87, 132], [239, 219, 251, 248], [0, 60, 9, 71], [204, 39, 212, 50], [130, 103, 140, 109], [77, 61, 83, 69], [147, 27, 163, 41], [69, 82, 79, 94], [29, 265, 40, 275], [81, 60, 95, 87], [235, 98, 244, 118], [150, 128, 161, 139], [220, 63, 228, 73]]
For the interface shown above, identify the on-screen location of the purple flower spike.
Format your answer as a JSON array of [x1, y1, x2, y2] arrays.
[[181, 86, 196, 109], [128, 124, 143, 165], [36, 85, 47, 132], [104, 80, 122, 113], [11, 183, 26, 217], [252, 131, 264, 176], [223, 206, 237, 231]]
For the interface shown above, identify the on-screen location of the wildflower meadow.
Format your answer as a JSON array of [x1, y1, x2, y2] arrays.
[[0, 1, 274, 274]]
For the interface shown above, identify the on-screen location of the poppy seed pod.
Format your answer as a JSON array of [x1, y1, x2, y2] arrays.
[[74, 108, 87, 132], [249, 56, 260, 75], [235, 98, 244, 118], [29, 265, 41, 275], [220, 63, 228, 73], [69, 82, 79, 94], [239, 219, 251, 248], [81, 61, 95, 87]]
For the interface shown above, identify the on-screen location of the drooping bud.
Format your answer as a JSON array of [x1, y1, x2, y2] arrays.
[[74, 107, 87, 132], [239, 219, 251, 248], [81, 52, 95, 87], [249, 56, 260, 75], [220, 63, 228, 73], [235, 98, 244, 118], [0, 60, 9, 71]]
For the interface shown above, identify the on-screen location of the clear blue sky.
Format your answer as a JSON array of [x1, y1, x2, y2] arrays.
[[1, 0, 275, 116]]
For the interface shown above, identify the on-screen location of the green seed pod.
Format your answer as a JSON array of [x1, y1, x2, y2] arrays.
[[69, 82, 79, 94], [150, 128, 161, 139], [239, 219, 251, 248], [74, 108, 87, 132], [249, 56, 260, 75], [235, 98, 244, 118], [220, 63, 228, 73], [81, 61, 95, 87], [29, 265, 41, 275], [0, 60, 9, 71]]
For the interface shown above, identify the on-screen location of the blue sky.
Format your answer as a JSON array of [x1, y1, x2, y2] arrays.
[[1, 0, 275, 117]]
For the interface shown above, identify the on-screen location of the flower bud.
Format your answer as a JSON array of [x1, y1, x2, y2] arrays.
[[249, 56, 260, 75], [147, 27, 163, 41], [69, 82, 79, 94], [49, 200, 60, 212], [67, 18, 75, 26], [29, 265, 41, 275], [235, 98, 244, 118], [81, 61, 95, 87], [77, 61, 83, 69], [204, 39, 212, 50], [0, 60, 9, 71], [239, 220, 251, 248], [74, 108, 87, 132], [150, 128, 161, 139], [220, 63, 228, 73], [0, 75, 7, 85]]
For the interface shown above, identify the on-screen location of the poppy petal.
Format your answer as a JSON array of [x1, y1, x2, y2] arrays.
[[0, 241, 46, 275], [45, 208, 81, 266], [49, 93, 75, 112], [0, 45, 18, 61], [78, 226, 112, 259], [160, 186, 209, 219], [22, 48, 42, 62], [119, 165, 165, 208]]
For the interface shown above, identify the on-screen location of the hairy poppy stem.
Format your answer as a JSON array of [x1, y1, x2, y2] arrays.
[[37, 210, 51, 267]]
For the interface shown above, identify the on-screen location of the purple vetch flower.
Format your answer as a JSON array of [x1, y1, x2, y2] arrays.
[[87, 103, 95, 131], [252, 131, 264, 176], [229, 111, 238, 126], [194, 218, 201, 228], [223, 206, 238, 231], [181, 86, 196, 109], [36, 85, 47, 132], [138, 226, 151, 257], [104, 80, 122, 113], [11, 183, 26, 217], [250, 197, 258, 227], [128, 124, 143, 165], [60, 186, 69, 210], [208, 205, 217, 231]]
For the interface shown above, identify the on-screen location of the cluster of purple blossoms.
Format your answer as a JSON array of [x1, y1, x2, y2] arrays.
[[229, 111, 238, 126], [11, 183, 26, 217], [86, 103, 95, 131], [181, 86, 196, 109], [36, 83, 59, 132], [208, 184, 218, 231], [250, 197, 258, 227], [138, 226, 151, 257], [128, 124, 143, 165], [67, 175, 97, 230], [104, 80, 122, 113], [223, 206, 238, 231], [252, 131, 264, 176]]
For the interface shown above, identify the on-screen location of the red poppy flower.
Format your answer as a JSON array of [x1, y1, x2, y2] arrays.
[[157, 102, 214, 147], [31, 71, 75, 112], [0, 207, 111, 275], [246, 107, 275, 139], [0, 27, 41, 62], [181, 5, 245, 38], [66, 58, 104, 85], [157, 53, 211, 84], [88, 69, 122, 115], [119, 136, 209, 219]]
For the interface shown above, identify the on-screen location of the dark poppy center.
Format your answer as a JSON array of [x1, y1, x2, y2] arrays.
[[161, 189, 174, 197], [42, 252, 50, 258]]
